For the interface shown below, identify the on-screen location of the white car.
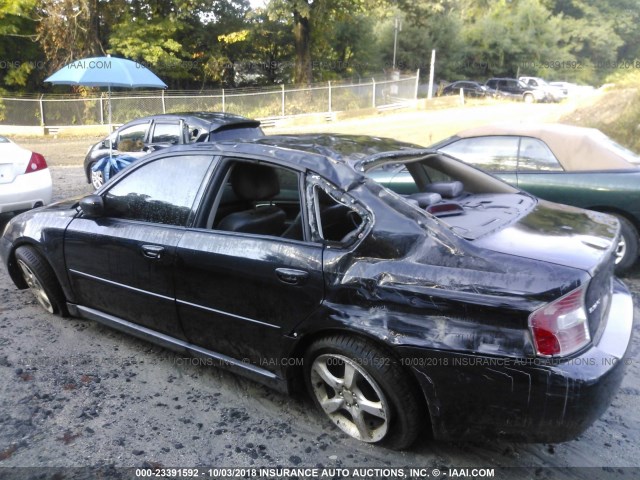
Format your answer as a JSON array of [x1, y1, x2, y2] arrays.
[[0, 136, 52, 214], [519, 76, 566, 102]]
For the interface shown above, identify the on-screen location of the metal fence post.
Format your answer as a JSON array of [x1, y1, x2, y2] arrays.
[[161, 90, 166, 113], [328, 81, 332, 113], [372, 78, 376, 108], [281, 84, 285, 117], [99, 93, 104, 125], [222, 89, 225, 112], [414, 69, 420, 100], [39, 95, 45, 127], [428, 50, 436, 100]]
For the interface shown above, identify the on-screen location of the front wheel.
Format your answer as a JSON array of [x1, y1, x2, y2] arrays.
[[613, 215, 638, 275], [15, 246, 68, 316], [304, 335, 424, 449], [89, 163, 104, 189], [523, 93, 535, 103]]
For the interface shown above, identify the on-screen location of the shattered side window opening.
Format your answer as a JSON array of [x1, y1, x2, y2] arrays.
[[308, 177, 370, 246]]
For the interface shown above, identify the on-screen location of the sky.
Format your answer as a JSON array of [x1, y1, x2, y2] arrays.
[[249, 0, 268, 8]]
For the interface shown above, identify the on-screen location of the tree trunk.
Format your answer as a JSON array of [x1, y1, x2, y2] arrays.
[[87, 0, 105, 55], [293, 10, 312, 84]]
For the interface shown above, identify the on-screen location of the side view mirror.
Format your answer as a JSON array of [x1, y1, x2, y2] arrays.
[[79, 195, 105, 218]]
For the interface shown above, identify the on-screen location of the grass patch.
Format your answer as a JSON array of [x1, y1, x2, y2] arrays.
[[561, 72, 640, 152]]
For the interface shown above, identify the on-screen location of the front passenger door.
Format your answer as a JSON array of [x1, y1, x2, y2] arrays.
[[65, 154, 214, 338]]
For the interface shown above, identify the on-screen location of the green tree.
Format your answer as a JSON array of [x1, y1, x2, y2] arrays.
[[36, 0, 105, 72], [242, 11, 295, 84], [268, 0, 377, 84], [312, 13, 380, 80], [461, 0, 574, 79], [0, 0, 43, 90], [376, 9, 466, 81]]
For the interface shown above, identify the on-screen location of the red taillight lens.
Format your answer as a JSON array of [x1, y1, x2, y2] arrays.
[[528, 286, 591, 357], [25, 152, 48, 174]]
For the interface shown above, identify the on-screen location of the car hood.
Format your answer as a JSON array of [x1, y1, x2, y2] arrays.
[[473, 200, 619, 274]]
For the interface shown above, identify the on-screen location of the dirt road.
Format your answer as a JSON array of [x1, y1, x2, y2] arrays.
[[1, 101, 638, 477]]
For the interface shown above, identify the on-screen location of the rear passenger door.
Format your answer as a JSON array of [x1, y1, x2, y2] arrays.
[[174, 157, 324, 373]]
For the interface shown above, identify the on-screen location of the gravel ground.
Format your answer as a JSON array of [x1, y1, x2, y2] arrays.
[[0, 109, 639, 477]]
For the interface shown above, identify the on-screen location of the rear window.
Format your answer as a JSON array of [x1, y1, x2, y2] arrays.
[[209, 127, 264, 142]]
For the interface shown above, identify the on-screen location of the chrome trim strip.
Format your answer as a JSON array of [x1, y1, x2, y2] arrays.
[[176, 299, 281, 329], [69, 269, 281, 330], [69, 269, 174, 302]]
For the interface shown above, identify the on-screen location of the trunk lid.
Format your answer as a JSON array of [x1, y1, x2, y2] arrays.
[[471, 199, 619, 274], [0, 143, 31, 184]]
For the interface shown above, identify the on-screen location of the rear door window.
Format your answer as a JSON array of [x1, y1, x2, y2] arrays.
[[517, 137, 563, 171], [151, 122, 182, 144]]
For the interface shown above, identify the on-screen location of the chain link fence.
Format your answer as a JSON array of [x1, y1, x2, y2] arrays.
[[0, 72, 419, 127]]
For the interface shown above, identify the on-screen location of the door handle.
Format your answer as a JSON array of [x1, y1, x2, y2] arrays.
[[275, 268, 309, 285], [141, 244, 165, 259]]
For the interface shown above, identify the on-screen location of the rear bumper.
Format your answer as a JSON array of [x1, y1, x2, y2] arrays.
[[402, 278, 634, 442], [0, 169, 52, 213]]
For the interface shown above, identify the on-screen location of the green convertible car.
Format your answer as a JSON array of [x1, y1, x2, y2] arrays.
[[369, 123, 640, 274]]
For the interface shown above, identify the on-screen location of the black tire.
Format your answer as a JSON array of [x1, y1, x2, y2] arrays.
[[613, 215, 639, 275], [14, 246, 68, 316], [523, 92, 535, 103], [304, 335, 424, 450]]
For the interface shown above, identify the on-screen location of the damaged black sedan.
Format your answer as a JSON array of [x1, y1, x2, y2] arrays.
[[0, 135, 634, 449]]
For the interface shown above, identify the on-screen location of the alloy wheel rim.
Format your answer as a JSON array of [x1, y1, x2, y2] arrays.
[[615, 237, 626, 265], [91, 170, 104, 189], [17, 260, 54, 313], [310, 353, 389, 442]]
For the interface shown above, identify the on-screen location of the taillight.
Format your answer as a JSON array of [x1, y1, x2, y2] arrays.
[[25, 152, 48, 174], [528, 286, 591, 357]]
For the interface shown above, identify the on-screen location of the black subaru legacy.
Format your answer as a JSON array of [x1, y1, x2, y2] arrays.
[[1, 134, 633, 449]]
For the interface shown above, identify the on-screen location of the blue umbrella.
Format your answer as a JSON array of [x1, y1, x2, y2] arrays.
[[44, 56, 167, 89], [44, 55, 167, 151]]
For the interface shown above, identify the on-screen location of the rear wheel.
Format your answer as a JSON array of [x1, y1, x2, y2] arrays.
[[304, 335, 424, 449], [15, 246, 68, 316], [613, 215, 638, 275]]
